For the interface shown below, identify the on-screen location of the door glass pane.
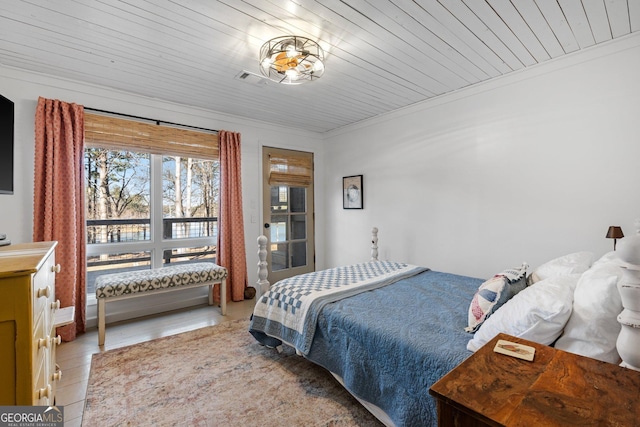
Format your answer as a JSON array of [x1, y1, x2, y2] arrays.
[[290, 187, 306, 213], [270, 186, 288, 213], [272, 243, 289, 271], [291, 215, 306, 240], [270, 215, 288, 242], [291, 242, 306, 268]]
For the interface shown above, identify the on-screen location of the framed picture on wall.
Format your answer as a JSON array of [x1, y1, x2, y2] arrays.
[[343, 175, 363, 209]]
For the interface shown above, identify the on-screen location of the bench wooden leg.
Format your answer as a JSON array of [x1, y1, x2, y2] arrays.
[[220, 279, 227, 316], [208, 281, 226, 315], [98, 299, 106, 346]]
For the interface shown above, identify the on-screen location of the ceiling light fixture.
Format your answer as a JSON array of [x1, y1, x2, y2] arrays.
[[259, 36, 325, 85]]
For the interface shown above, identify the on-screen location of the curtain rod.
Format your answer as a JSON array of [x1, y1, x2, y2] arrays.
[[84, 107, 219, 133]]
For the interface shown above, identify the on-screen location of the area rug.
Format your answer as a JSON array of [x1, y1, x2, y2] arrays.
[[83, 319, 382, 426]]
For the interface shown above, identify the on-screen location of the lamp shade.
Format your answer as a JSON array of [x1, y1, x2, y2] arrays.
[[606, 226, 624, 239]]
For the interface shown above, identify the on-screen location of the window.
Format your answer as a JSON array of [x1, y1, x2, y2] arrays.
[[84, 113, 219, 302]]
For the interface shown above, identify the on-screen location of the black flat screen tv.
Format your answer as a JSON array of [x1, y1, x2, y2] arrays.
[[0, 94, 14, 195]]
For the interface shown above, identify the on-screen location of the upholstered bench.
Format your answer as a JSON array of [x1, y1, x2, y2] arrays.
[[95, 262, 228, 345]]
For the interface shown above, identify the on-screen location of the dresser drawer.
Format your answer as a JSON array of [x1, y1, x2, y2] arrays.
[[32, 251, 56, 334], [50, 344, 61, 401], [33, 355, 52, 406], [33, 336, 60, 406], [32, 312, 46, 368], [32, 313, 56, 381]]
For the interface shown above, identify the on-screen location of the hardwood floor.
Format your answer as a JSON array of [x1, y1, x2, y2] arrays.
[[55, 299, 256, 427]]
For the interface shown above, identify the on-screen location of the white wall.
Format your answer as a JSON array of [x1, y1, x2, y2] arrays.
[[0, 66, 325, 322], [323, 33, 640, 279]]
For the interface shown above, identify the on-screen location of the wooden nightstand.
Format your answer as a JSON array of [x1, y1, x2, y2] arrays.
[[429, 333, 640, 426]]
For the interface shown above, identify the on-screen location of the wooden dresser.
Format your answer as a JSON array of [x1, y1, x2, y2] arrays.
[[0, 241, 62, 405], [430, 333, 640, 426]]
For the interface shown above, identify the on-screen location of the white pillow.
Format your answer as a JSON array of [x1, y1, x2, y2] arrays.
[[467, 274, 579, 352], [554, 260, 623, 363], [592, 251, 617, 268], [529, 252, 594, 284]]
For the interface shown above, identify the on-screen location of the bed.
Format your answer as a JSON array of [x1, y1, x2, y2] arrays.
[[249, 228, 630, 426]]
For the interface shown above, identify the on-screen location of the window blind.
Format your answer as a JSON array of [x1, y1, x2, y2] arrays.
[[84, 113, 219, 160], [268, 152, 313, 187]]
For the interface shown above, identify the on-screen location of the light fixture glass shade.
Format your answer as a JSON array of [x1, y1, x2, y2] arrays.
[[259, 36, 324, 85]]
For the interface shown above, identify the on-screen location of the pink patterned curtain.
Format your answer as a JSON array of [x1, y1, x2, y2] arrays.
[[34, 97, 86, 341], [217, 130, 248, 302]]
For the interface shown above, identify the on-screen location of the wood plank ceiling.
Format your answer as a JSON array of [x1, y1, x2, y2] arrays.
[[0, 1, 638, 133]]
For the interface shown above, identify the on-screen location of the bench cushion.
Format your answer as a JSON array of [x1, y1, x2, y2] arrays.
[[95, 262, 228, 299]]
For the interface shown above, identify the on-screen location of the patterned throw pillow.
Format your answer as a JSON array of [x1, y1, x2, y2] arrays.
[[465, 263, 528, 333]]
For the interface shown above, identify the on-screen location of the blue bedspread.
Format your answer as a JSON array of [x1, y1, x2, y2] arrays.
[[306, 270, 482, 427], [250, 269, 483, 427]]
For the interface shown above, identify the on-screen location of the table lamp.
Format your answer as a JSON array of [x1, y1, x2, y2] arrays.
[[606, 226, 624, 250]]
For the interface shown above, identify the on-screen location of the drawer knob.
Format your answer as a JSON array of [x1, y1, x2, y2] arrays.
[[38, 385, 52, 399], [38, 336, 51, 349], [52, 335, 62, 346], [37, 286, 51, 299], [51, 300, 61, 310], [51, 264, 61, 273], [52, 370, 62, 382]]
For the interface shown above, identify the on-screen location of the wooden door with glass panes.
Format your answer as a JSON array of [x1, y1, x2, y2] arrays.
[[262, 147, 315, 283]]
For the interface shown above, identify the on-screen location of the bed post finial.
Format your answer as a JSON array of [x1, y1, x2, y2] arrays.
[[371, 227, 379, 261], [257, 235, 270, 295]]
